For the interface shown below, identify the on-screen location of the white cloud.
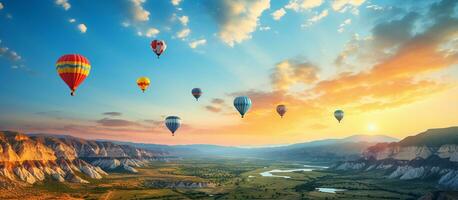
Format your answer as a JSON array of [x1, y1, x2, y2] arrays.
[[302, 9, 328, 27], [171, 0, 182, 6], [338, 18, 351, 32], [259, 26, 271, 31], [121, 21, 130, 27], [189, 39, 206, 49], [331, 0, 365, 12], [77, 24, 87, 33], [176, 28, 191, 39], [217, 0, 270, 47], [178, 15, 189, 26], [272, 8, 286, 20], [131, 0, 150, 22], [285, 0, 324, 12], [55, 0, 71, 11], [145, 27, 159, 37], [0, 3, 4, 10], [0, 41, 22, 62], [69, 18, 76, 23], [366, 4, 383, 11]]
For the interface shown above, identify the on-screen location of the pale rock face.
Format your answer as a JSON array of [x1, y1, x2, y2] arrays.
[[122, 164, 138, 173], [365, 144, 458, 162], [335, 162, 365, 170], [389, 166, 410, 179], [51, 173, 65, 182], [437, 145, 458, 162], [400, 167, 425, 180], [438, 170, 458, 189], [392, 146, 433, 160], [13, 167, 36, 184], [0, 131, 164, 184]]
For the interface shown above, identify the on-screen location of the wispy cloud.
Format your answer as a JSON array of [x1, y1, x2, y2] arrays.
[[103, 112, 122, 117], [302, 9, 328, 28], [96, 118, 140, 127], [272, 8, 286, 20], [171, 0, 182, 6], [205, 98, 229, 113], [176, 28, 190, 39], [77, 23, 87, 33], [130, 0, 150, 22], [55, 0, 71, 11], [209, 0, 270, 46], [178, 15, 189, 26], [337, 18, 352, 33], [273, 0, 324, 21], [331, 0, 366, 12], [189, 39, 206, 49]]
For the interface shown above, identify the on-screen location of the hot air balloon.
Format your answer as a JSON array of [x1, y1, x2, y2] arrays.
[[151, 40, 167, 58], [165, 116, 181, 136], [191, 88, 202, 101], [56, 54, 91, 96], [334, 110, 344, 123], [276, 105, 287, 118], [136, 77, 150, 93], [233, 96, 252, 118]]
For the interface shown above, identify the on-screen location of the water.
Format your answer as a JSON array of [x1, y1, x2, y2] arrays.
[[259, 164, 327, 179], [316, 188, 347, 193]]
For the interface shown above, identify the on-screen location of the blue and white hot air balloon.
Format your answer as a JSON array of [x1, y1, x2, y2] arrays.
[[233, 96, 252, 118], [165, 116, 181, 136], [334, 110, 344, 123]]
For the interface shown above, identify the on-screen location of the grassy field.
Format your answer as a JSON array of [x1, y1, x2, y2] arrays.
[[17, 158, 440, 199]]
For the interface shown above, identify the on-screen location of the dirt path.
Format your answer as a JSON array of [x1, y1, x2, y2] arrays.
[[102, 190, 113, 200]]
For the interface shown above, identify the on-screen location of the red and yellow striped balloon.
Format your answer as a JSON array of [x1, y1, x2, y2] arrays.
[[56, 54, 91, 96], [137, 77, 150, 93]]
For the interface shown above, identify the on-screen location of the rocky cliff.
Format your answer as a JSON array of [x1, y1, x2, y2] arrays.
[[332, 127, 458, 189], [0, 131, 166, 184]]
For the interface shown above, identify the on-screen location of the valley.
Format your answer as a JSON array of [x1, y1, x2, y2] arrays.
[[0, 158, 444, 199]]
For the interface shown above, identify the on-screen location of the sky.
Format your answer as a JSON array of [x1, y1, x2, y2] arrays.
[[0, 0, 457, 146]]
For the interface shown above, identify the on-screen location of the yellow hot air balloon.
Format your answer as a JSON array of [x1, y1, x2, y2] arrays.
[[136, 77, 150, 93]]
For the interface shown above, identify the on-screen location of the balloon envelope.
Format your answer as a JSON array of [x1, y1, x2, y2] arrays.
[[56, 54, 91, 96], [276, 105, 287, 118], [334, 110, 344, 123], [191, 88, 202, 101], [151, 40, 167, 58], [165, 116, 181, 136], [233, 96, 252, 118], [137, 77, 150, 92]]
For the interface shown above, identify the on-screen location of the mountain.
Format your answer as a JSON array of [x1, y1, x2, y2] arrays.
[[0, 131, 168, 184], [332, 126, 458, 189], [116, 134, 399, 162]]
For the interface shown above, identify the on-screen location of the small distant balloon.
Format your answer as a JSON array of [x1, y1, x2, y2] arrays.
[[276, 105, 287, 118], [233, 96, 252, 118], [56, 54, 91, 96], [191, 88, 202, 101], [165, 116, 181, 136], [151, 40, 167, 58], [334, 110, 344, 123], [136, 77, 150, 93]]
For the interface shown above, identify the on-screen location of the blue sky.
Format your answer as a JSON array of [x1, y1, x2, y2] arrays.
[[0, 0, 457, 145]]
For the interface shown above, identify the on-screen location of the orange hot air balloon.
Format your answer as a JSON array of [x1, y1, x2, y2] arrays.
[[56, 54, 91, 96], [137, 77, 150, 93]]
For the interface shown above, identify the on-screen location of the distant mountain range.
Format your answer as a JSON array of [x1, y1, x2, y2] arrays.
[[115, 134, 399, 162], [333, 126, 458, 189], [0, 131, 168, 184]]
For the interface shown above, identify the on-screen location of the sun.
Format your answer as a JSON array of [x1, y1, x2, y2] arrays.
[[367, 123, 378, 132]]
